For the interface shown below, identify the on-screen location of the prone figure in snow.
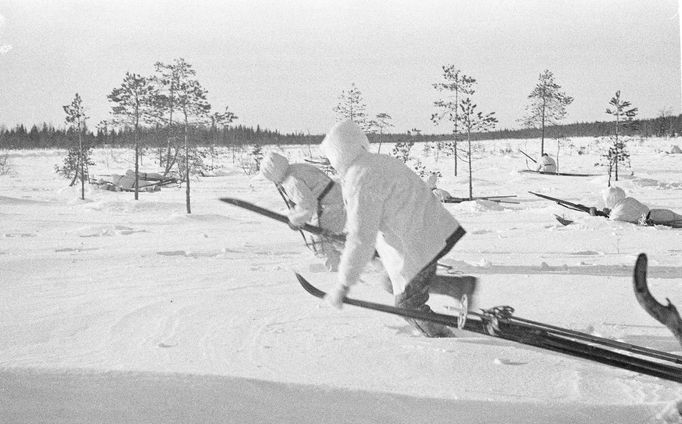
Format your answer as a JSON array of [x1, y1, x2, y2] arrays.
[[589, 186, 682, 228]]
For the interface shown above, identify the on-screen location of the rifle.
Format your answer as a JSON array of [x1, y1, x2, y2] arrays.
[[528, 191, 609, 217], [221, 197, 346, 243], [275, 184, 317, 251], [519, 150, 537, 163]]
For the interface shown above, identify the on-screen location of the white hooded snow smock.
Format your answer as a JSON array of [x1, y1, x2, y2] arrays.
[[603, 186, 649, 224], [537, 155, 557, 173], [261, 152, 344, 231], [426, 173, 453, 202], [320, 120, 463, 295]]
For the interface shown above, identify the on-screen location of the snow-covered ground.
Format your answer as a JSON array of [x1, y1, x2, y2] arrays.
[[1, 137, 681, 423]]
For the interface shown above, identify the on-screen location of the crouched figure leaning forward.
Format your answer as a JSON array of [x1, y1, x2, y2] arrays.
[[321, 120, 471, 337], [260, 151, 346, 271]]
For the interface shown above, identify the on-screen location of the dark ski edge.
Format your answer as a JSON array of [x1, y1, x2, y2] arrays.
[[295, 272, 682, 383]]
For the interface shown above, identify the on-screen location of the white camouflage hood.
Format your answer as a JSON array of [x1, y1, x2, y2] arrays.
[[261, 151, 289, 184], [603, 186, 626, 209], [319, 120, 370, 176]]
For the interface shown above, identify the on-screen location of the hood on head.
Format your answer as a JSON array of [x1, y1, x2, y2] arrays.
[[261, 151, 289, 183], [427, 173, 438, 189], [319, 120, 369, 175], [603, 186, 626, 209]]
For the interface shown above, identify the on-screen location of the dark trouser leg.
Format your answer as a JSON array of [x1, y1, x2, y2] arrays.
[[648, 209, 682, 228], [395, 263, 453, 337], [429, 274, 478, 308]]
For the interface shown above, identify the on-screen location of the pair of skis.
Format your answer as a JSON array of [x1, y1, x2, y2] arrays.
[[295, 257, 682, 383], [221, 197, 682, 383], [518, 150, 600, 176], [442, 195, 519, 205], [520, 169, 601, 177]]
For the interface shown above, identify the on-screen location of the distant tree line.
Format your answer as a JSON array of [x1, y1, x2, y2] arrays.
[[0, 123, 322, 150], [1, 113, 681, 151], [481, 113, 682, 141]]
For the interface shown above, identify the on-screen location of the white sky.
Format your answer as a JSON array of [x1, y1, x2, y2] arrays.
[[0, 0, 680, 134]]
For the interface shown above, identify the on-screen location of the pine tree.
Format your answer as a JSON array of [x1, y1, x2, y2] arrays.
[[172, 59, 211, 214], [520, 70, 573, 155], [151, 59, 183, 174], [432, 65, 476, 176], [332, 83, 368, 129], [108, 72, 154, 200], [390, 140, 414, 163], [367, 112, 393, 154], [59, 93, 92, 200], [604, 90, 638, 184], [209, 106, 238, 167], [458, 98, 497, 199]]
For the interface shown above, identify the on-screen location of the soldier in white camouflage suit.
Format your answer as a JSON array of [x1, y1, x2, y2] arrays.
[[320, 120, 471, 337], [598, 186, 682, 228], [261, 152, 345, 271]]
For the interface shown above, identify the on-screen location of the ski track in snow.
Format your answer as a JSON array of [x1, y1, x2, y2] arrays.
[[1, 139, 682, 422]]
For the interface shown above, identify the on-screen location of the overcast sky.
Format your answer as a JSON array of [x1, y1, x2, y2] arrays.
[[0, 0, 679, 134]]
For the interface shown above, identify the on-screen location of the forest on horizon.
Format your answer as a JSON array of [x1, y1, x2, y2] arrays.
[[1, 112, 681, 151]]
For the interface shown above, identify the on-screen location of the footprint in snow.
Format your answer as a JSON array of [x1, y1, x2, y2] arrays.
[[571, 250, 604, 256], [55, 247, 100, 253], [494, 358, 528, 366], [4, 232, 37, 238], [78, 225, 146, 237]]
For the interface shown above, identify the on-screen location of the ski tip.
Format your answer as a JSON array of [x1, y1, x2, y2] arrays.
[[220, 197, 255, 208], [294, 273, 325, 298], [634, 253, 648, 281], [554, 214, 574, 226]]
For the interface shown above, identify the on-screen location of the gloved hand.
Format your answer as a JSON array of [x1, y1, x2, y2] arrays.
[[288, 213, 308, 231], [288, 220, 304, 231], [324, 284, 349, 309]]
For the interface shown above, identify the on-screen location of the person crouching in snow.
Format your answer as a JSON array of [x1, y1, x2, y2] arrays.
[[592, 186, 682, 228], [426, 173, 453, 202], [536, 153, 557, 173], [320, 120, 469, 337], [260, 151, 345, 271]]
